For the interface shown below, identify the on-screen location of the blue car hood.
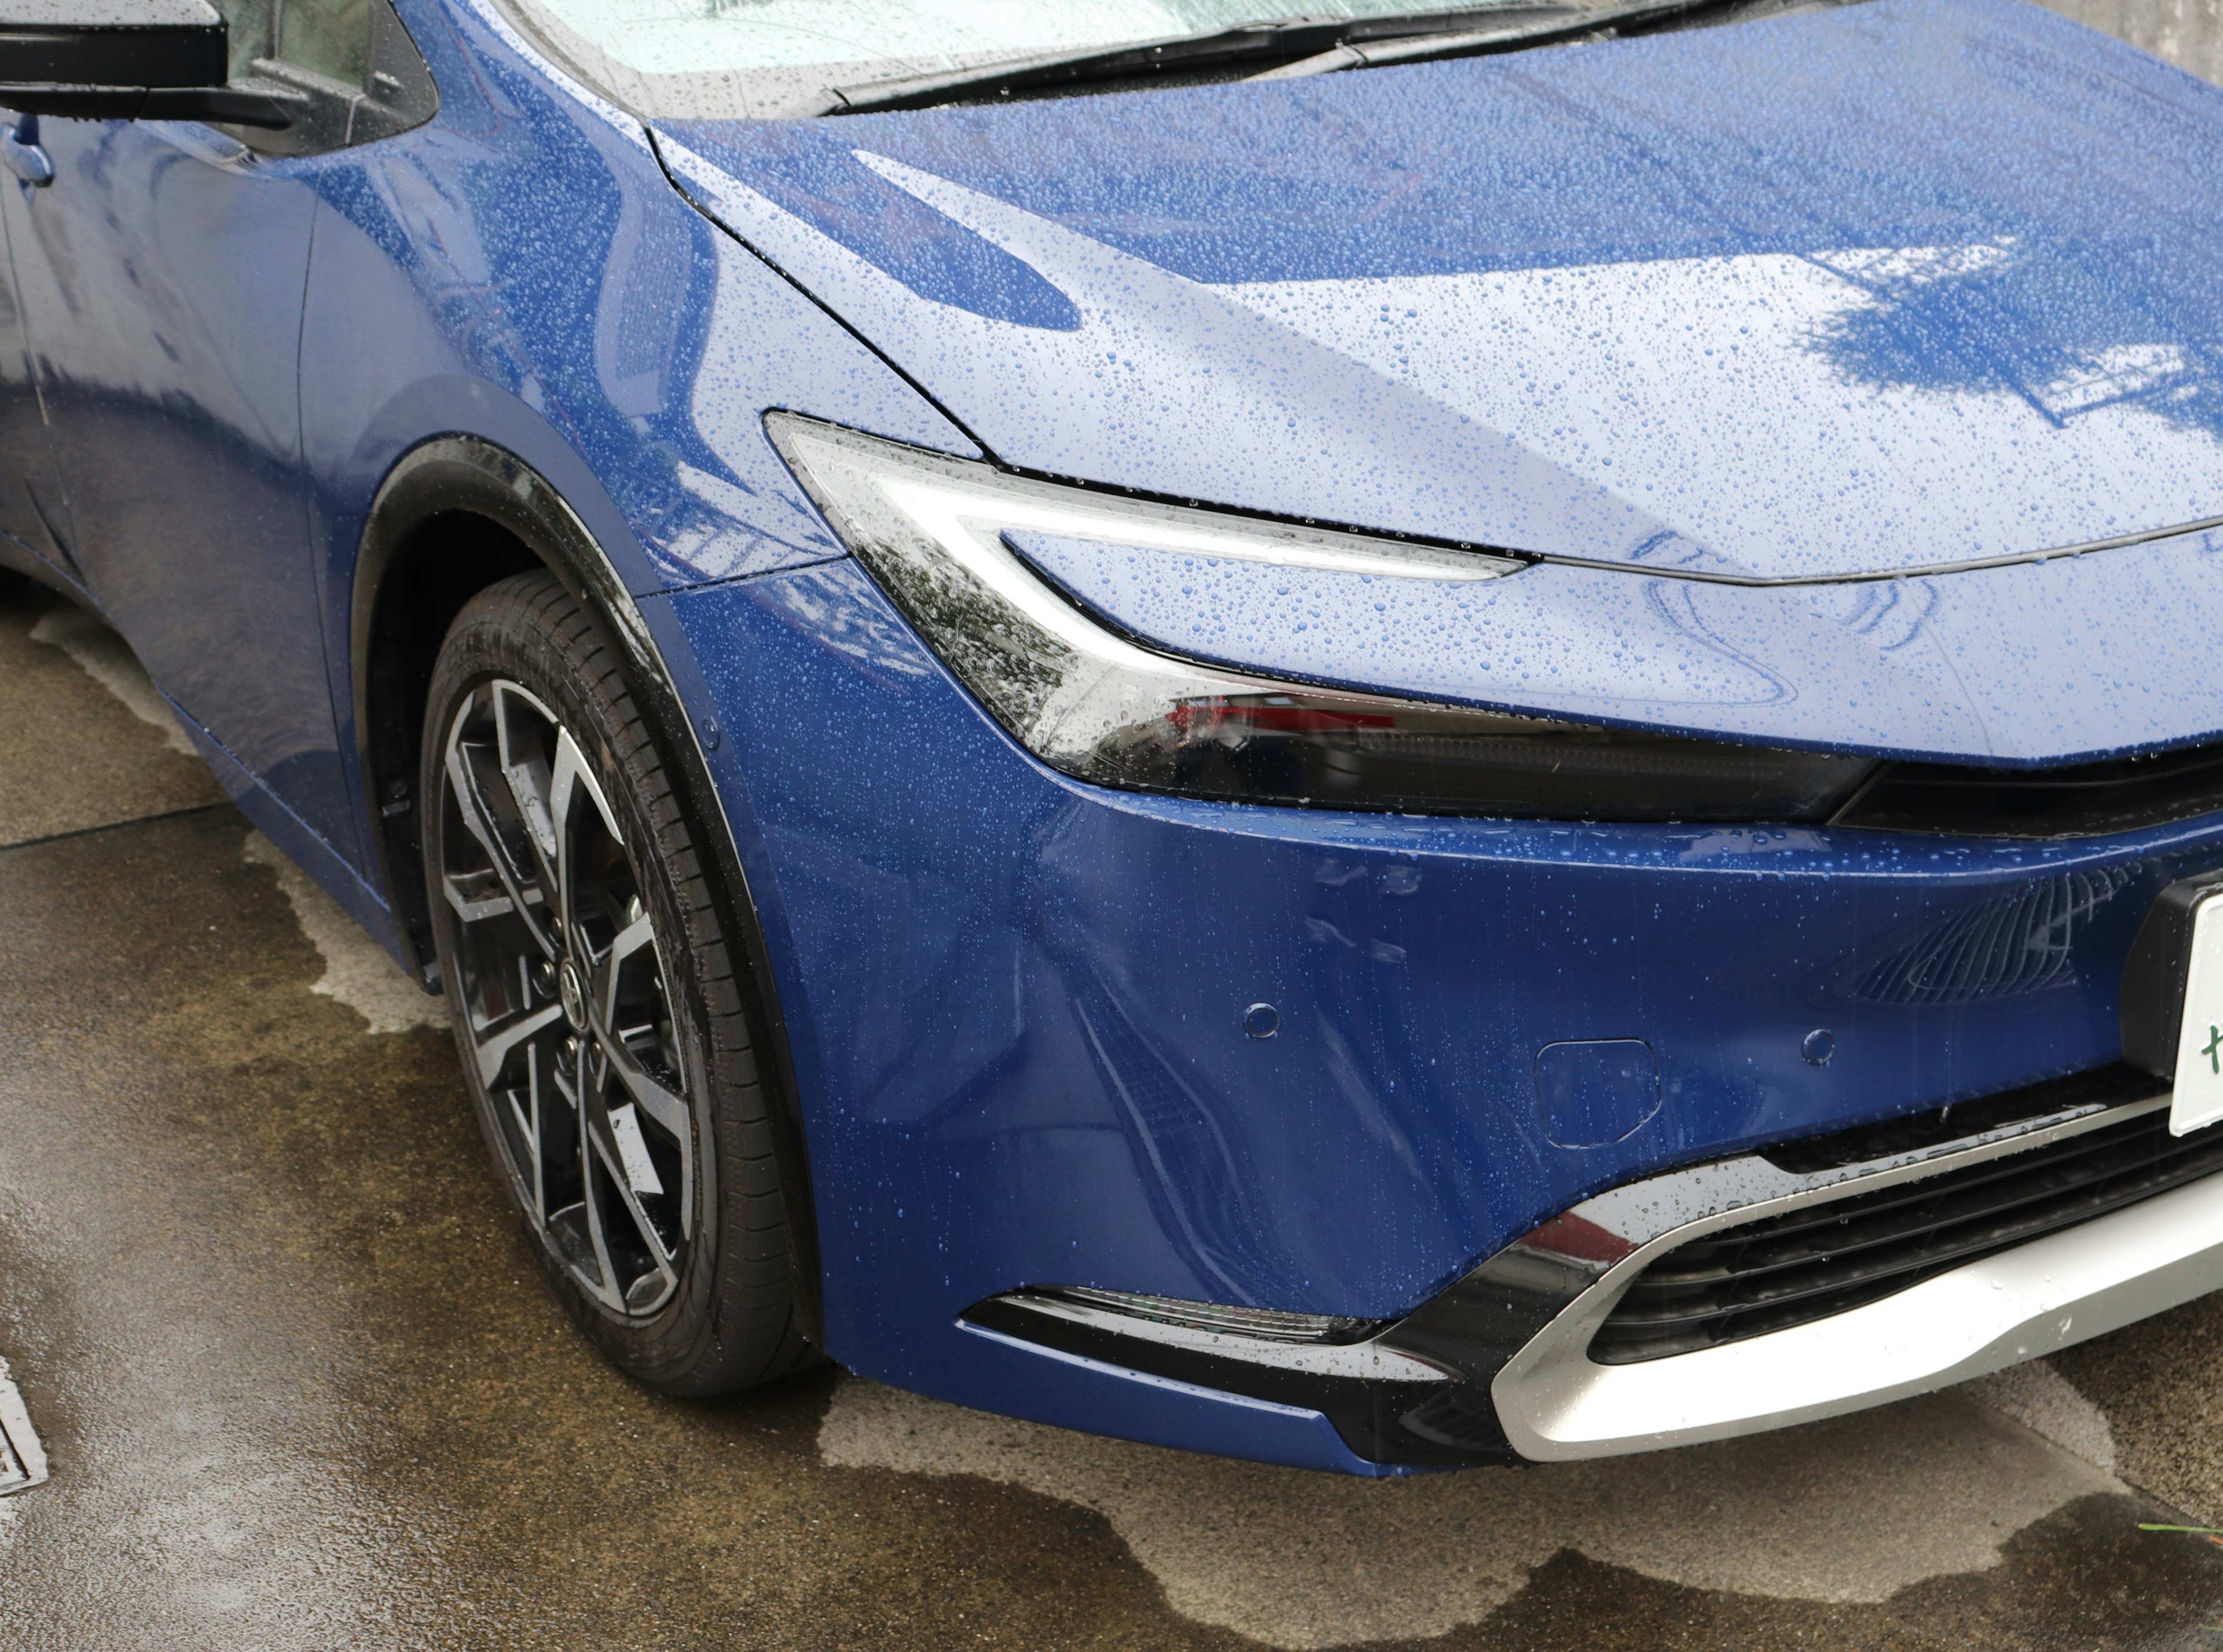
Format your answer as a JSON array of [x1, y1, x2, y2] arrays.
[[658, 0, 2223, 762], [660, 0, 2223, 583]]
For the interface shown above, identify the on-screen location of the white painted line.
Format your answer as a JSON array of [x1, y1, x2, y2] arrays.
[[0, 1357, 49, 1495]]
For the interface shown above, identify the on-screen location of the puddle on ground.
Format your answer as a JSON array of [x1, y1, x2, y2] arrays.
[[821, 1374, 2119, 1649], [25, 604, 196, 758], [23, 593, 442, 1038], [241, 834, 446, 1036]]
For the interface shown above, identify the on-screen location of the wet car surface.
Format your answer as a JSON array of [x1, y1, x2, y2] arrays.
[[9, 549, 2223, 1648]]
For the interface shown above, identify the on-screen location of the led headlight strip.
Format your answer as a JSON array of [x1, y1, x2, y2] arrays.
[[769, 414, 1876, 822]]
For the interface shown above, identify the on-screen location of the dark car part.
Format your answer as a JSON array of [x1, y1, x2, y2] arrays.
[[823, 5, 1579, 113], [821, 0, 1796, 113], [422, 570, 812, 1394], [1080, 688, 1873, 823], [223, 0, 439, 158], [0, 0, 303, 127], [1835, 742, 2223, 841], [1591, 1083, 2223, 1362], [962, 1290, 1477, 1467]]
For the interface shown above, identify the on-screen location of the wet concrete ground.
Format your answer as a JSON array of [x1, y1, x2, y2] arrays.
[[10, 12, 2223, 1637]]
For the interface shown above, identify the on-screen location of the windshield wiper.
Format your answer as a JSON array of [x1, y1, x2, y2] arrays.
[[1254, 0, 1790, 76], [820, 5, 1585, 115]]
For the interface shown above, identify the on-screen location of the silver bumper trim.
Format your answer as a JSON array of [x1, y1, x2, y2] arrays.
[[1494, 1102, 2223, 1459]]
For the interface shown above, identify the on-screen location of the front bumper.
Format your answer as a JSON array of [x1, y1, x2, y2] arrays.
[[974, 1069, 2223, 1462], [647, 559, 2223, 1472]]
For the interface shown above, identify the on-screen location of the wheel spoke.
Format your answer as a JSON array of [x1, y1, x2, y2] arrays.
[[581, 1143, 624, 1306], [441, 867, 514, 923], [550, 726, 619, 843], [548, 726, 619, 956], [593, 913, 656, 1033], [445, 735, 556, 958], [493, 683, 565, 917], [577, 1085, 676, 1308], [524, 1038, 545, 1221], [603, 1036, 688, 1139], [501, 765, 562, 913], [589, 1118, 675, 1256], [586, 1116, 681, 1297], [474, 1001, 564, 1088]]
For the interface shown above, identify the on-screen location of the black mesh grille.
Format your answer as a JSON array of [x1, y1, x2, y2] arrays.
[[1760, 1063, 2160, 1174], [1590, 1103, 2223, 1364]]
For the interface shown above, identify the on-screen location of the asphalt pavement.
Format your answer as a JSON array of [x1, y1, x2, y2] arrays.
[[9, 13, 2223, 1637]]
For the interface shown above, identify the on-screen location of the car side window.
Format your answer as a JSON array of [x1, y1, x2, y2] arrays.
[[279, 0, 373, 87], [215, 0, 369, 91]]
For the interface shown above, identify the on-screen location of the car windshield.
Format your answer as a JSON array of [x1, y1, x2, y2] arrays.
[[505, 0, 1511, 119]]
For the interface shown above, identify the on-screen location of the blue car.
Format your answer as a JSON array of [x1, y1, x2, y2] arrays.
[[8, 0, 2223, 1474]]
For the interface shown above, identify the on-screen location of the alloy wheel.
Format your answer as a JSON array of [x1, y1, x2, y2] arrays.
[[435, 677, 695, 1317]]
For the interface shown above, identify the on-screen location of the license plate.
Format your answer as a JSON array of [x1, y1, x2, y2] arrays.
[[2173, 893, 2223, 1136]]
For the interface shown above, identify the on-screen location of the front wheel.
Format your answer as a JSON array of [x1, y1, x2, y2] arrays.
[[420, 570, 808, 1394]]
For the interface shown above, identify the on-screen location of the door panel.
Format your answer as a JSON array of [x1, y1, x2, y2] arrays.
[[0, 0, 435, 869], [0, 116, 361, 854]]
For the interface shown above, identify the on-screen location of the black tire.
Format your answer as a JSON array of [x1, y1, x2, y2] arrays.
[[420, 569, 808, 1394]]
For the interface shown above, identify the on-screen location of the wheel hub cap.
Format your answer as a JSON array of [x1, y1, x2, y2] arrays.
[[558, 956, 588, 1033]]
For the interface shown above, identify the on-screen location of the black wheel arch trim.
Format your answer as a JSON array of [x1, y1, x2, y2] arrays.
[[351, 433, 826, 1346]]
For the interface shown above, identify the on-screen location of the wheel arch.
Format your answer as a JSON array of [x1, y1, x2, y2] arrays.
[[351, 434, 825, 1346]]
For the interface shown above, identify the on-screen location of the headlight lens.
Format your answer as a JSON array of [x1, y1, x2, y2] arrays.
[[770, 414, 1876, 822]]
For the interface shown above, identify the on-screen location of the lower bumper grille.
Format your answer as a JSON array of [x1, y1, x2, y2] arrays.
[[1591, 1099, 2223, 1364]]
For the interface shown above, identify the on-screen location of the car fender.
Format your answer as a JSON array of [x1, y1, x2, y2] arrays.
[[350, 427, 828, 1342]]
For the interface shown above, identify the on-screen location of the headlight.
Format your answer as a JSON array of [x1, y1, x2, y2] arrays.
[[769, 414, 1877, 823]]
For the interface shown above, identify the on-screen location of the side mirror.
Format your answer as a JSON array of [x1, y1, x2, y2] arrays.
[[0, 0, 302, 129]]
